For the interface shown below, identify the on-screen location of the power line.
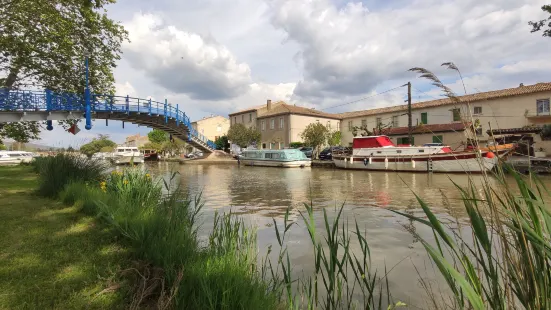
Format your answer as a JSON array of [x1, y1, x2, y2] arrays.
[[322, 85, 406, 111], [412, 86, 440, 100]]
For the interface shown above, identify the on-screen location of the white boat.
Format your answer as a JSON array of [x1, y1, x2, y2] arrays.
[[0, 151, 36, 165], [240, 149, 311, 168], [333, 136, 514, 173], [111, 146, 144, 165]]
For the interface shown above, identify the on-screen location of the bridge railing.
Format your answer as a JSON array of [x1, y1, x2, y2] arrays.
[[0, 89, 216, 150]]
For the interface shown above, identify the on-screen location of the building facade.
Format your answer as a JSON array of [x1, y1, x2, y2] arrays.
[[191, 115, 230, 142], [125, 133, 149, 147], [339, 83, 551, 152]]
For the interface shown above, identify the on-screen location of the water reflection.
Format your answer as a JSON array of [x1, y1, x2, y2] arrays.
[[145, 163, 551, 307]]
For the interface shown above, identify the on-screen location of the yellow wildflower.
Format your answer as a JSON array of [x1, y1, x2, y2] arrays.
[[123, 179, 129, 185], [145, 173, 151, 178]]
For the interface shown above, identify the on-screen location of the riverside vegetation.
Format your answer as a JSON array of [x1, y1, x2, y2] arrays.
[[1, 153, 550, 309]]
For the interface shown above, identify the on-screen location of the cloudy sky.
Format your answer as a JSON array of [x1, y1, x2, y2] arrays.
[[38, 0, 550, 147]]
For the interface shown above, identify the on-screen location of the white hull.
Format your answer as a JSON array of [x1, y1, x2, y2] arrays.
[[112, 156, 144, 165], [242, 159, 311, 168], [334, 155, 497, 173], [0, 157, 33, 165]]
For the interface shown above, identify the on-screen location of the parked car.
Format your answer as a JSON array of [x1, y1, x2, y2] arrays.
[[319, 146, 344, 161], [299, 147, 313, 158], [185, 151, 205, 159]]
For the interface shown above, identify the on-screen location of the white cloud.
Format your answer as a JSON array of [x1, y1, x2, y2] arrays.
[[122, 13, 253, 100], [267, 0, 550, 100], [115, 81, 136, 97]]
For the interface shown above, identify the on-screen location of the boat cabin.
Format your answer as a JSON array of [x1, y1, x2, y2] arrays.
[[242, 149, 308, 161], [351, 136, 453, 157]]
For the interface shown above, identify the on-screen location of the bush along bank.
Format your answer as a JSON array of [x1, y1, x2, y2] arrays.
[[32, 154, 551, 309], [33, 154, 280, 309]]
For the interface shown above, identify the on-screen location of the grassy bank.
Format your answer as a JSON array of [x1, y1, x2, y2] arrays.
[[0, 166, 131, 309]]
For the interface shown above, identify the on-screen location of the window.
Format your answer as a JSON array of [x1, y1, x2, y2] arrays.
[[475, 126, 483, 137], [270, 142, 276, 149], [537, 99, 550, 115], [279, 142, 284, 149], [261, 120, 266, 131], [348, 121, 353, 131], [473, 107, 482, 115], [421, 112, 428, 125], [217, 125, 222, 132], [242, 115, 244, 122], [397, 137, 414, 145], [249, 113, 252, 122], [262, 143, 267, 149], [270, 119, 275, 129], [234, 116, 237, 124], [361, 119, 367, 127], [433, 135, 443, 144], [452, 108, 461, 121], [337, 122, 340, 131], [279, 118, 284, 129], [392, 116, 399, 127], [376, 117, 382, 126], [327, 121, 331, 129], [265, 152, 280, 159]]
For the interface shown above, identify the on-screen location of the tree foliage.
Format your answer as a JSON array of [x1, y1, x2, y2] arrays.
[[227, 124, 261, 148], [215, 135, 230, 152], [0, 122, 41, 143], [301, 123, 329, 154], [79, 135, 116, 157], [140, 142, 163, 152], [529, 5, 551, 37], [148, 129, 169, 144], [161, 138, 185, 156], [0, 144, 6, 150], [326, 130, 342, 146], [0, 0, 128, 142]]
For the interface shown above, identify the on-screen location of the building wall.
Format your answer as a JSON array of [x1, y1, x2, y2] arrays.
[[341, 90, 551, 146], [257, 114, 291, 149], [230, 110, 258, 129], [192, 116, 230, 142], [290, 115, 341, 144]]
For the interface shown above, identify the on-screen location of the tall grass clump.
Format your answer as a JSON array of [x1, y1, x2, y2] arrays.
[[34, 153, 106, 197], [391, 167, 551, 309], [268, 204, 405, 310], [57, 165, 281, 309]]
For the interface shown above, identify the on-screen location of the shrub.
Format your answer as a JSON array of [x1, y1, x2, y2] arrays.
[[289, 142, 304, 148], [35, 154, 107, 198]]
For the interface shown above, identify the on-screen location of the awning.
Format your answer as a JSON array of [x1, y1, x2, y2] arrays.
[[486, 127, 542, 135]]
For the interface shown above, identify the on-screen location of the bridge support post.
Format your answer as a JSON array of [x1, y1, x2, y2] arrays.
[[84, 55, 92, 130], [164, 99, 168, 123], [126, 95, 129, 114], [176, 104, 179, 126], [148, 98, 152, 116]]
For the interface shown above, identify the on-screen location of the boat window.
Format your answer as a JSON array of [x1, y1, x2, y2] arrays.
[[396, 150, 402, 154], [418, 150, 425, 153], [8, 154, 21, 157], [265, 153, 280, 159], [376, 151, 382, 154]]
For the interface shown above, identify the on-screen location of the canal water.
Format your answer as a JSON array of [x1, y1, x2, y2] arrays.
[[146, 162, 550, 308]]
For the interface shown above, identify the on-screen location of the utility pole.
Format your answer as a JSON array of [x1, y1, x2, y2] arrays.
[[407, 81, 412, 145]]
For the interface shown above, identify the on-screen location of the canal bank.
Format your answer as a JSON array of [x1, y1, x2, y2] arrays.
[[0, 166, 131, 309]]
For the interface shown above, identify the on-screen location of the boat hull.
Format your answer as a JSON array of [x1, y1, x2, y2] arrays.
[[112, 156, 144, 165], [241, 159, 311, 168], [333, 152, 498, 173]]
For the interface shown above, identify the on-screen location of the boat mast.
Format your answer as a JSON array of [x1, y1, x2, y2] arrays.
[[407, 81, 412, 145]]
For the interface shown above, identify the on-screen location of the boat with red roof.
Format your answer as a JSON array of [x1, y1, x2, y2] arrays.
[[333, 136, 513, 173]]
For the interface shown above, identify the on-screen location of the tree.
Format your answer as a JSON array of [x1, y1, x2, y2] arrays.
[[0, 144, 6, 150], [148, 129, 169, 144], [66, 146, 75, 152], [227, 124, 261, 148], [0, 122, 41, 144], [327, 131, 342, 146], [79, 135, 116, 157], [301, 123, 329, 158], [215, 136, 230, 152], [161, 138, 185, 157], [529, 5, 551, 37], [140, 142, 163, 151], [0, 0, 128, 142]]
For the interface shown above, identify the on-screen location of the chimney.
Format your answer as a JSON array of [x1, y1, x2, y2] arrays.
[[519, 83, 524, 87], [267, 99, 272, 110]]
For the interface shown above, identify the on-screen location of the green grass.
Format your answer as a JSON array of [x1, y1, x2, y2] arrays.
[[0, 166, 131, 309]]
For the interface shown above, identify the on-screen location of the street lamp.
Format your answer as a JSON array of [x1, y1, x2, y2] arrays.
[[84, 51, 92, 130]]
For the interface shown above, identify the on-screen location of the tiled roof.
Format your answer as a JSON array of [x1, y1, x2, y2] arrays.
[[373, 122, 470, 136], [257, 103, 342, 120], [337, 82, 551, 119], [228, 104, 266, 116]]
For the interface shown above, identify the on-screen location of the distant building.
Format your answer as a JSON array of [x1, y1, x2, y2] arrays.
[[191, 115, 230, 142], [125, 133, 149, 147]]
